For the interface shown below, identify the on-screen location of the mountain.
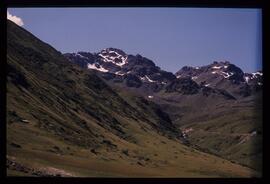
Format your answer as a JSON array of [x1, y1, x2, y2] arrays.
[[175, 61, 262, 98], [7, 20, 260, 177], [64, 49, 262, 172], [64, 50, 262, 100], [64, 48, 175, 93]]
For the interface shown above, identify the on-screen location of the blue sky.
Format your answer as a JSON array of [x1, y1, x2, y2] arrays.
[[8, 8, 262, 73]]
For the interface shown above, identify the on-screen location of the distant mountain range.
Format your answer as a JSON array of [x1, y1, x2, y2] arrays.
[[64, 48, 262, 99], [7, 20, 262, 177]]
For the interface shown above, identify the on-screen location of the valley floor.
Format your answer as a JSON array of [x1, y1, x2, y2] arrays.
[[7, 122, 259, 178]]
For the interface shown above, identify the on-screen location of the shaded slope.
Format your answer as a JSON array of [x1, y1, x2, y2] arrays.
[[7, 20, 181, 146]]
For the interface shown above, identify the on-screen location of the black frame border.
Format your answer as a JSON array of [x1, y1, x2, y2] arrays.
[[1, 0, 268, 184]]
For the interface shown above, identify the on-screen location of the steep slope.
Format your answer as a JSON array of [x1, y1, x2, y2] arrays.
[[6, 20, 259, 177]]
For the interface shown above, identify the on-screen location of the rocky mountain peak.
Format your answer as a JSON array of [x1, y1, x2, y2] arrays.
[[174, 61, 262, 98], [64, 48, 176, 89], [176, 61, 244, 81], [64, 50, 262, 98]]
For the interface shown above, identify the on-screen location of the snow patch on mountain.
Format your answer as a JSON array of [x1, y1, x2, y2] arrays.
[[87, 63, 108, 72], [75, 53, 88, 59], [98, 49, 128, 67], [140, 75, 156, 83], [221, 71, 234, 79], [252, 72, 263, 77], [115, 71, 125, 76], [244, 76, 250, 83], [212, 66, 223, 69], [145, 75, 156, 83]]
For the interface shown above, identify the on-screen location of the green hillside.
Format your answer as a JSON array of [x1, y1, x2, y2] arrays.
[[151, 88, 262, 171]]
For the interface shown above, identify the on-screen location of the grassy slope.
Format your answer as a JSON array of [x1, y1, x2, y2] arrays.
[[181, 96, 262, 171], [6, 20, 259, 177], [154, 90, 262, 172], [7, 122, 258, 177]]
